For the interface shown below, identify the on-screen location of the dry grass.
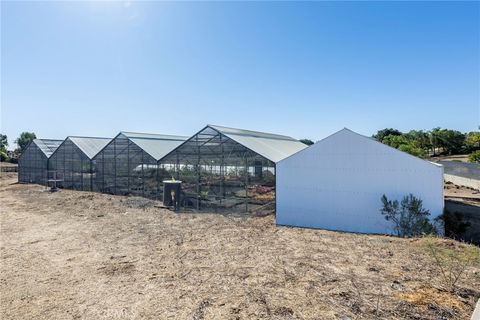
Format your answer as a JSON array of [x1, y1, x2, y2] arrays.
[[397, 288, 466, 312], [1, 173, 479, 320]]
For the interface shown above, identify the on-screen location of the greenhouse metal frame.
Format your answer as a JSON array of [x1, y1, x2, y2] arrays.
[[158, 125, 307, 213], [18, 139, 63, 185], [48, 136, 111, 191], [92, 132, 187, 199]]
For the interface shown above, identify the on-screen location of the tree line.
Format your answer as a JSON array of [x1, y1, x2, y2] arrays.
[[0, 132, 37, 163], [371, 128, 480, 162]]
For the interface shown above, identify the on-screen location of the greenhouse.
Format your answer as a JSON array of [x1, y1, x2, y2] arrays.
[[158, 125, 307, 213], [48, 136, 111, 191], [92, 132, 187, 198], [18, 139, 63, 185]]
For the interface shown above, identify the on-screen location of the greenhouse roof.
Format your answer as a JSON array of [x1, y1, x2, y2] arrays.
[[68, 136, 112, 159], [120, 132, 188, 160], [208, 125, 308, 163], [33, 139, 63, 158]]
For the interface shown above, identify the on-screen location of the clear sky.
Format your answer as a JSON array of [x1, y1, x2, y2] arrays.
[[1, 1, 479, 148]]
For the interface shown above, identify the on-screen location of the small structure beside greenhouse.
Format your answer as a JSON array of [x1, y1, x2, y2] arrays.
[[276, 128, 444, 235]]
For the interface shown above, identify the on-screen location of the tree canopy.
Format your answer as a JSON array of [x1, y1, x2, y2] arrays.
[[372, 128, 402, 142], [372, 127, 476, 158], [0, 134, 8, 162], [15, 132, 36, 152], [0, 134, 7, 149]]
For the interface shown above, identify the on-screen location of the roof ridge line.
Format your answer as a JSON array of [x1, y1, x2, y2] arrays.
[[208, 124, 297, 141]]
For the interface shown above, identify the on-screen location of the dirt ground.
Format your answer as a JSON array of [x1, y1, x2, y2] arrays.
[[444, 182, 480, 200], [1, 173, 479, 320], [444, 182, 480, 244], [431, 155, 471, 163]]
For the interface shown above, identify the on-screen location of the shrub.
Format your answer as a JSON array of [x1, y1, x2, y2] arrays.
[[422, 236, 480, 292], [0, 149, 8, 162], [260, 170, 275, 187], [380, 194, 437, 237], [468, 150, 480, 163]]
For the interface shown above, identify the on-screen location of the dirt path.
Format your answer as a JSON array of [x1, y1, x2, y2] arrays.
[[1, 173, 479, 319]]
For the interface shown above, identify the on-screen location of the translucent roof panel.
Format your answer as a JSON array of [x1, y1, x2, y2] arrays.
[[209, 125, 297, 141], [209, 125, 308, 163], [68, 136, 112, 159], [121, 131, 187, 141], [33, 139, 63, 158], [119, 132, 188, 161]]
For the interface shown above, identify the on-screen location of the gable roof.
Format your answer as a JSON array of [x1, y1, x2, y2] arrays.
[[119, 131, 188, 161], [67, 136, 111, 159], [208, 124, 308, 163], [280, 127, 442, 169], [32, 139, 63, 158]]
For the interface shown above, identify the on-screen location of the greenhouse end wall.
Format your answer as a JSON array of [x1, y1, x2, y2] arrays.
[[93, 134, 166, 199], [18, 143, 49, 185], [158, 126, 277, 213], [48, 139, 95, 191]]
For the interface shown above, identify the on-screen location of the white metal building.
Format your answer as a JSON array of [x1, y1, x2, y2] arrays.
[[276, 128, 444, 234]]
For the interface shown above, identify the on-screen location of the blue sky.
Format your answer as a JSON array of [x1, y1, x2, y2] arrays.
[[1, 1, 479, 148]]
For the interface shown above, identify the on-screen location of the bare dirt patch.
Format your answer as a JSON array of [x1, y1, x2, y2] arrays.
[[1, 173, 479, 319], [444, 182, 480, 200]]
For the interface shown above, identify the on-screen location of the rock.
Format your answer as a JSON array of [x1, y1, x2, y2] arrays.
[[391, 280, 403, 291]]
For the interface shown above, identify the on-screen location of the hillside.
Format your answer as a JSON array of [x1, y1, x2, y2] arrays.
[[1, 173, 479, 320]]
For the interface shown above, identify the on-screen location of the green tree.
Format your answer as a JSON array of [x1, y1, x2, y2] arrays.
[[429, 128, 465, 155], [430, 127, 442, 156], [439, 129, 465, 155], [465, 131, 480, 151], [372, 128, 402, 142], [0, 149, 8, 162], [381, 134, 410, 149], [406, 130, 431, 151], [380, 134, 428, 158], [15, 132, 36, 152], [0, 134, 7, 150], [380, 194, 436, 237], [0, 134, 8, 162], [398, 143, 427, 158], [300, 139, 314, 146], [469, 150, 480, 163]]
